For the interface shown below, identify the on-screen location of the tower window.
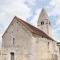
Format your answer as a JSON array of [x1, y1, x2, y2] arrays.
[[41, 21, 44, 25]]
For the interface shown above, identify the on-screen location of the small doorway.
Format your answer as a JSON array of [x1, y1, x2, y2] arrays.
[[10, 52, 14, 60]]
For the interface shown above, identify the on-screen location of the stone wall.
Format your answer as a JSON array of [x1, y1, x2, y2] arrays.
[[2, 18, 33, 60], [33, 34, 58, 60]]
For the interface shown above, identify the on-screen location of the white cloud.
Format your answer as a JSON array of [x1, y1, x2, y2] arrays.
[[1, 0, 31, 20], [50, 0, 60, 7], [56, 18, 60, 25], [26, 0, 36, 6], [49, 0, 60, 24]]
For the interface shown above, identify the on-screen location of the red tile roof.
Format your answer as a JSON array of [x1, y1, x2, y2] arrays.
[[15, 16, 55, 41]]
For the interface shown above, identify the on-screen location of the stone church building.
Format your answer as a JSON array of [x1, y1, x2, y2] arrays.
[[1, 8, 60, 60]]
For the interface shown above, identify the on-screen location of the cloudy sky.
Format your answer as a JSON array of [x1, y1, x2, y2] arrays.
[[0, 0, 60, 48]]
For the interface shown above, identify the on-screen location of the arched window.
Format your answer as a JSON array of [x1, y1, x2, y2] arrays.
[[11, 52, 14, 60], [41, 21, 44, 25]]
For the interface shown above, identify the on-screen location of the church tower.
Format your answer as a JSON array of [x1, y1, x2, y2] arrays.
[[37, 7, 52, 37]]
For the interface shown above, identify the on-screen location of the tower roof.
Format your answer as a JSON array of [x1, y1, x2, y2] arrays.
[[38, 7, 49, 21]]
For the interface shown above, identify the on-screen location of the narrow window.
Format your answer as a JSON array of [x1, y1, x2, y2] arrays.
[[11, 52, 14, 60], [41, 21, 44, 25], [42, 36, 43, 38], [49, 22, 51, 25], [48, 42, 49, 50], [13, 38, 15, 44]]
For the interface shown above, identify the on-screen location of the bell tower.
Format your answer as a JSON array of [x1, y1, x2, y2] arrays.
[[37, 7, 52, 37]]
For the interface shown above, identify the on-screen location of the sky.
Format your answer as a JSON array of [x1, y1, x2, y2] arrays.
[[0, 0, 60, 48]]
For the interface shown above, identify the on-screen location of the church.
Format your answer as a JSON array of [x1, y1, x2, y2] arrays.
[[1, 8, 60, 60]]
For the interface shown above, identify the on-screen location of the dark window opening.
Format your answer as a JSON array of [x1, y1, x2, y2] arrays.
[[17, 22, 18, 23], [42, 36, 43, 38], [48, 42, 49, 50], [11, 52, 14, 60], [13, 38, 15, 44], [49, 22, 51, 25], [41, 21, 44, 25]]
